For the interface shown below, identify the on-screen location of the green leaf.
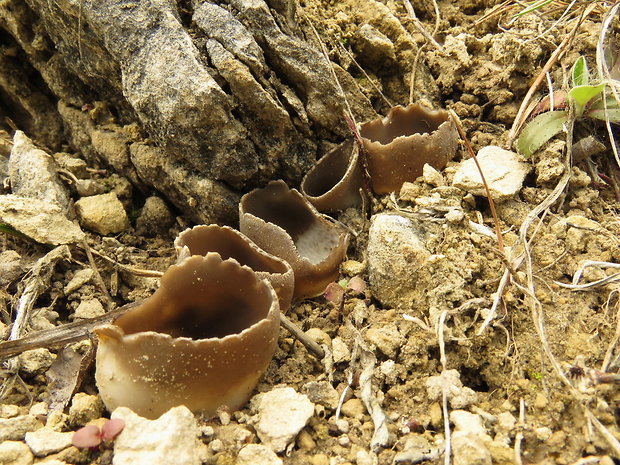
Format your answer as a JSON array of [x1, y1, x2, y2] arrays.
[[513, 0, 553, 18], [569, 83, 606, 110], [571, 56, 589, 87], [517, 110, 568, 157], [588, 95, 620, 111], [588, 108, 620, 122]]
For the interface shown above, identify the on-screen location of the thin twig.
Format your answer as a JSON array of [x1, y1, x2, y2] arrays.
[[402, 0, 443, 51], [442, 387, 451, 465], [279, 313, 325, 360], [80, 241, 114, 310], [514, 398, 525, 465]]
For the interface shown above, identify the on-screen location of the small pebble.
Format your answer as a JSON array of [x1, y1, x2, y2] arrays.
[[296, 429, 316, 450], [0, 440, 34, 465], [340, 399, 364, 419], [236, 444, 282, 465], [335, 418, 350, 433], [69, 393, 104, 426], [337, 434, 350, 446], [209, 439, 224, 453], [25, 428, 73, 456], [74, 298, 105, 320], [75, 192, 130, 235], [17, 348, 56, 376]]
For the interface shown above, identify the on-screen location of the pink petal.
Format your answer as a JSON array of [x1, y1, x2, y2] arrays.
[[72, 425, 102, 448], [324, 282, 345, 305], [101, 418, 125, 441]]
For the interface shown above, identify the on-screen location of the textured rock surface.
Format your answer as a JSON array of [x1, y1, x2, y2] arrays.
[[367, 214, 431, 310], [24, 428, 73, 457], [0, 195, 85, 245], [111, 406, 203, 465], [75, 192, 130, 235], [236, 444, 283, 465], [252, 387, 315, 453], [452, 145, 530, 201], [0, 440, 34, 465], [9, 131, 70, 210], [0, 415, 42, 442]]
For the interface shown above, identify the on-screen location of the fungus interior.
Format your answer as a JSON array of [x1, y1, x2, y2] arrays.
[[243, 183, 340, 265], [302, 139, 355, 197], [112, 256, 273, 340], [177, 226, 289, 275], [360, 105, 449, 145]]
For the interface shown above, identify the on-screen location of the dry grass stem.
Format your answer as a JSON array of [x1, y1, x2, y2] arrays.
[[401, 0, 443, 51], [442, 387, 451, 465], [80, 241, 114, 310], [279, 313, 325, 360], [514, 398, 525, 465]]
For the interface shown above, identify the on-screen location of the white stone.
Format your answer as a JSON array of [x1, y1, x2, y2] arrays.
[[74, 298, 106, 320], [425, 369, 479, 409], [25, 428, 73, 456], [111, 406, 202, 465], [236, 444, 283, 465], [452, 146, 529, 201], [0, 195, 85, 245], [331, 337, 350, 363], [450, 410, 486, 436], [367, 214, 431, 310], [75, 192, 130, 235], [423, 163, 446, 187], [452, 432, 492, 465], [253, 387, 315, 453], [0, 440, 34, 465]]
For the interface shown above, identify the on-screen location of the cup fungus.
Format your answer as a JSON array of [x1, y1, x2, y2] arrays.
[[239, 180, 349, 299], [300, 139, 363, 211], [174, 224, 294, 313], [359, 104, 458, 194], [94, 254, 280, 419]]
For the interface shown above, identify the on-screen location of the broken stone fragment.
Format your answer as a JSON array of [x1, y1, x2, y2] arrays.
[[24, 428, 73, 457], [452, 145, 530, 201], [9, 131, 70, 211], [0, 195, 85, 245], [252, 386, 315, 453], [0, 440, 33, 465], [0, 415, 42, 442], [111, 406, 204, 465], [236, 444, 283, 465], [75, 192, 130, 235]]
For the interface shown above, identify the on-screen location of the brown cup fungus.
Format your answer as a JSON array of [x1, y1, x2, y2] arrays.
[[240, 180, 349, 300], [94, 254, 280, 419], [174, 224, 294, 313], [359, 104, 458, 194], [301, 139, 363, 211]]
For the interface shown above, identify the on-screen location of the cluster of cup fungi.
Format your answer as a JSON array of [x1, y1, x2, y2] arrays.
[[93, 104, 459, 420]]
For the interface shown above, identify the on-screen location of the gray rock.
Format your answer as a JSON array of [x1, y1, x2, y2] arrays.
[[9, 131, 69, 210], [451, 411, 493, 465], [236, 444, 283, 465], [0, 440, 34, 465], [367, 214, 431, 310], [302, 381, 339, 410], [24, 428, 73, 457], [354, 24, 396, 67], [0, 250, 25, 287], [0, 415, 42, 441], [0, 195, 85, 245], [252, 387, 315, 453], [53, 152, 88, 178], [452, 146, 529, 201], [135, 196, 175, 236], [64, 268, 94, 295], [75, 192, 130, 235], [111, 406, 203, 465]]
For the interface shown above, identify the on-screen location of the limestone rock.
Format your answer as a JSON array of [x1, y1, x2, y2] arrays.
[[0, 440, 34, 465], [64, 268, 94, 295], [68, 393, 104, 426], [0, 250, 25, 287], [253, 387, 315, 453], [236, 444, 283, 465], [24, 428, 73, 456], [111, 406, 202, 465], [0, 195, 85, 245], [73, 298, 106, 320], [365, 324, 405, 359], [302, 381, 339, 410], [9, 131, 70, 210], [425, 370, 479, 409], [353, 24, 396, 67], [367, 214, 431, 310], [75, 192, 130, 235], [17, 348, 56, 376], [450, 410, 493, 465], [452, 146, 529, 201]]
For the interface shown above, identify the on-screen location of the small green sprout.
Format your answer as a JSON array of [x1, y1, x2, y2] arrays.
[[517, 56, 620, 157]]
